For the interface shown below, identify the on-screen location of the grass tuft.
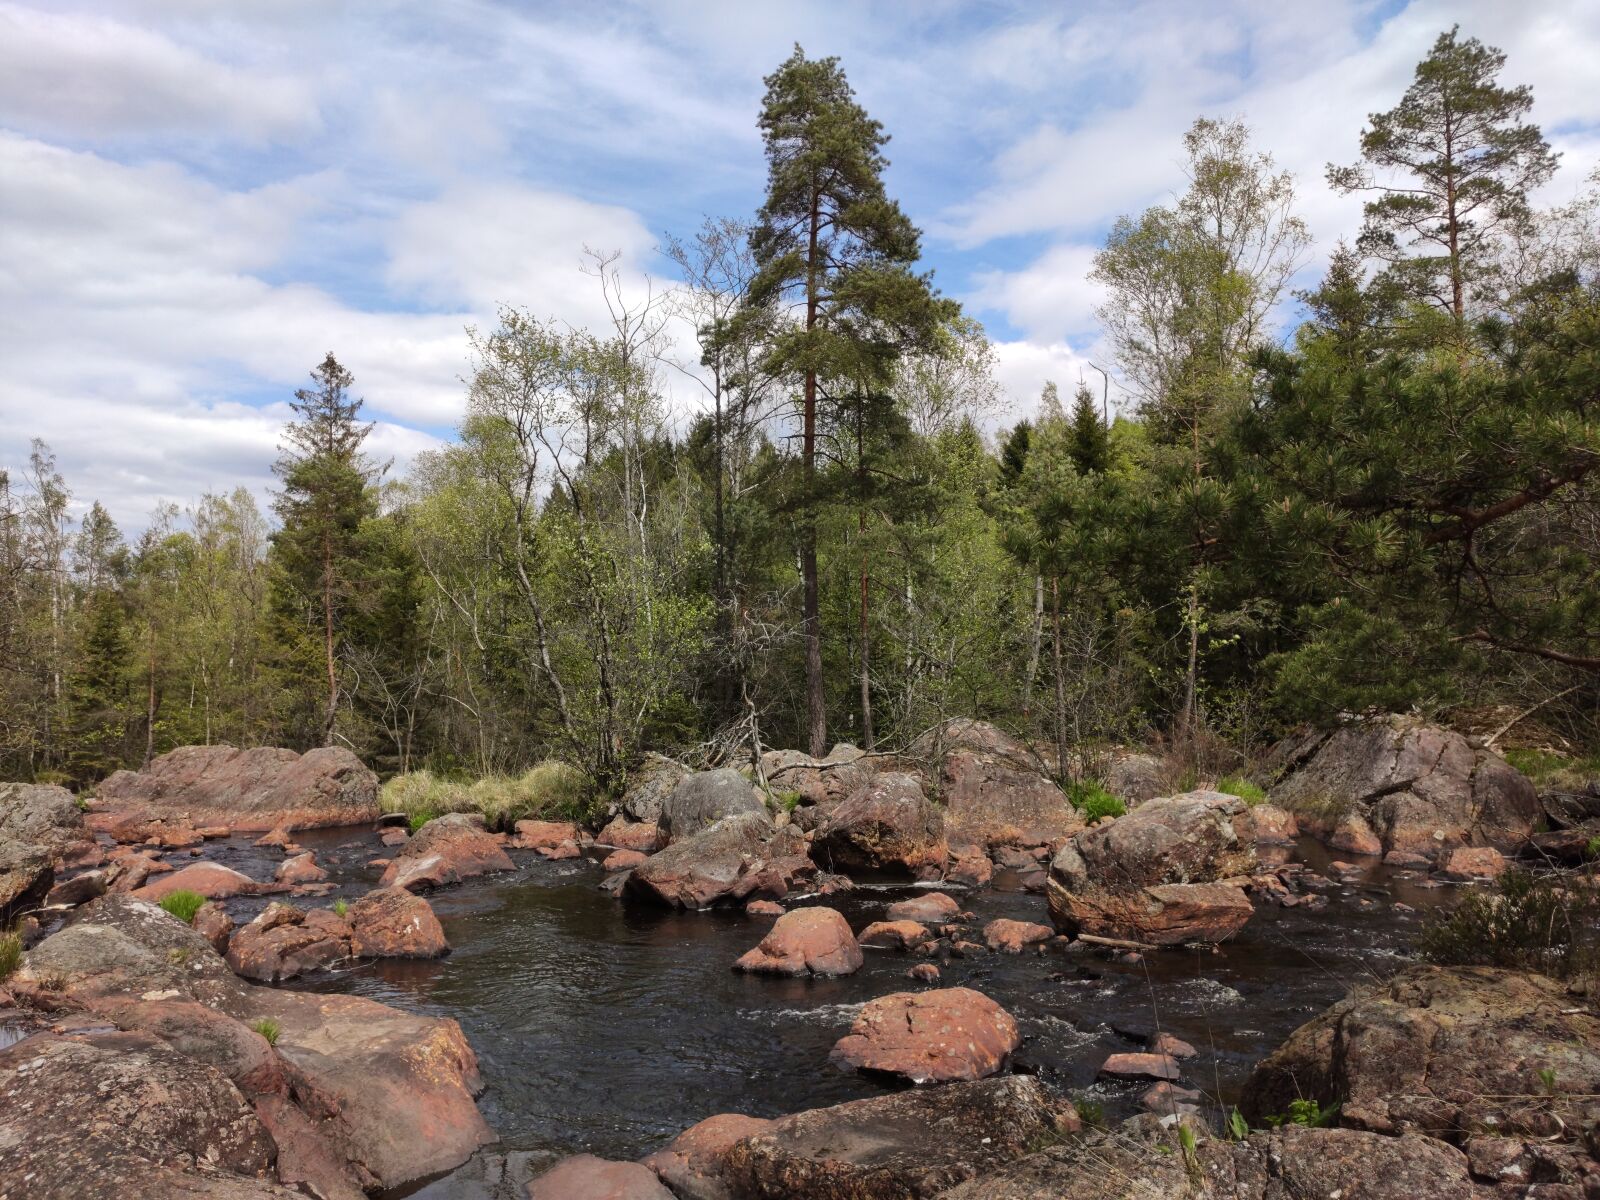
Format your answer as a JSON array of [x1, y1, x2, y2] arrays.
[[1068, 780, 1126, 823], [158, 890, 207, 925], [1217, 775, 1267, 805], [332, 898, 349, 917], [0, 928, 21, 982], [250, 1017, 281, 1045], [381, 762, 591, 833]]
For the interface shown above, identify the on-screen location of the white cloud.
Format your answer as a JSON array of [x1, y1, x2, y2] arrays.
[[969, 244, 1107, 344]]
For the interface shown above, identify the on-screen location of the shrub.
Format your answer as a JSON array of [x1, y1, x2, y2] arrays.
[[158, 890, 206, 925], [1068, 780, 1125, 823], [332, 898, 349, 917], [1419, 868, 1600, 979], [0, 928, 21, 982], [1217, 776, 1267, 805], [249, 1017, 281, 1045], [382, 762, 591, 832], [1263, 1098, 1339, 1128]]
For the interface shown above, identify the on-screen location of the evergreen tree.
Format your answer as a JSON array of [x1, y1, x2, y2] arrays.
[[269, 353, 381, 747], [1067, 383, 1110, 475], [1328, 26, 1558, 325], [744, 44, 953, 755]]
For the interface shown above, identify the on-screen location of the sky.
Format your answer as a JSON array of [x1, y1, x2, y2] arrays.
[[3, 0, 1599, 530]]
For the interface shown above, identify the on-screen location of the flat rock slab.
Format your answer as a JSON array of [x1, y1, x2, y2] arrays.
[[830, 987, 1020, 1084], [886, 892, 960, 923], [1099, 1052, 1181, 1081], [132, 861, 263, 901], [527, 1154, 673, 1199], [858, 920, 931, 950], [641, 1112, 774, 1200]]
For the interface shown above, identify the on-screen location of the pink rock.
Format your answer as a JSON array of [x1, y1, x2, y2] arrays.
[[858, 920, 931, 950], [275, 852, 326, 885], [830, 988, 1020, 1083], [528, 1155, 673, 1200], [734, 907, 862, 977], [983, 918, 1053, 954], [1099, 1052, 1181, 1081], [641, 1113, 773, 1198], [886, 892, 960, 924], [1437, 845, 1507, 882], [132, 861, 261, 902], [744, 899, 784, 917], [603, 849, 649, 871]]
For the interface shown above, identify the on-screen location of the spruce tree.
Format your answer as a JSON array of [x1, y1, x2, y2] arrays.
[[1328, 26, 1558, 324], [1067, 383, 1110, 475], [744, 45, 952, 755]]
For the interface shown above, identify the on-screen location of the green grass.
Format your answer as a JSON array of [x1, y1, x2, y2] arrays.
[[332, 898, 349, 917], [381, 762, 591, 833], [0, 928, 21, 982], [1262, 1098, 1339, 1129], [1217, 775, 1267, 805], [1068, 780, 1126, 823], [249, 1017, 281, 1045], [158, 890, 207, 925], [1503, 748, 1600, 790]]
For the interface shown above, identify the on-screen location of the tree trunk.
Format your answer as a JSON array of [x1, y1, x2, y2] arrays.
[[1181, 574, 1200, 741], [1023, 573, 1044, 718], [802, 184, 826, 756], [144, 624, 157, 769], [1051, 575, 1067, 782], [321, 530, 337, 747], [856, 398, 873, 750]]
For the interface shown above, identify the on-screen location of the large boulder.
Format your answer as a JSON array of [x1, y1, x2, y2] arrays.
[[660, 769, 767, 841], [733, 906, 862, 977], [624, 811, 780, 909], [94, 744, 379, 832], [642, 1113, 775, 1200], [1, 781, 90, 921], [14, 895, 493, 1190], [226, 902, 351, 982], [829, 987, 1020, 1084], [812, 773, 947, 878], [1102, 752, 1166, 807], [721, 1076, 1077, 1199], [1243, 963, 1600, 1149], [618, 753, 691, 824], [378, 812, 514, 890], [131, 860, 265, 902], [347, 887, 449, 958], [909, 720, 1083, 847], [528, 1154, 674, 1199], [1046, 790, 1256, 945], [1267, 716, 1539, 860], [760, 744, 873, 809]]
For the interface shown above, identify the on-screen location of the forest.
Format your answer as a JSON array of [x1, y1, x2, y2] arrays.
[[3, 27, 1597, 806]]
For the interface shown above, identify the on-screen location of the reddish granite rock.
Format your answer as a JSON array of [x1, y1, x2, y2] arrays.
[[1141, 1080, 1202, 1112], [1437, 845, 1507, 881], [830, 987, 1020, 1084], [1099, 1052, 1181, 1081], [597, 817, 665, 853], [226, 902, 351, 982], [133, 860, 263, 902], [641, 1113, 774, 1200], [96, 744, 379, 832], [603, 848, 649, 871], [760, 745, 873, 808], [858, 920, 931, 950], [347, 887, 449, 959], [983, 918, 1053, 954], [105, 849, 172, 892], [886, 891, 960, 924], [193, 901, 235, 954], [1327, 813, 1384, 857], [256, 827, 293, 848], [275, 851, 326, 885], [945, 843, 993, 888], [745, 898, 784, 917], [623, 812, 776, 909], [907, 719, 1084, 848], [908, 962, 942, 983], [510, 819, 580, 853], [1151, 1032, 1197, 1059], [379, 813, 513, 891], [813, 772, 947, 877], [45, 868, 107, 908], [1250, 804, 1298, 845], [734, 906, 862, 977], [379, 827, 408, 847], [528, 1154, 673, 1199]]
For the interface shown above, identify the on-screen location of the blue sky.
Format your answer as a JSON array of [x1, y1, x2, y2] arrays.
[[2, 0, 1598, 527]]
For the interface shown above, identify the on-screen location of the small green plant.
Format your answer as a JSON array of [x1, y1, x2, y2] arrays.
[[0, 928, 21, 982], [1072, 1095, 1106, 1128], [250, 1018, 281, 1045], [772, 789, 804, 813], [1419, 868, 1600, 979], [1586, 837, 1600, 862], [74, 795, 89, 812], [332, 899, 349, 917], [1263, 1098, 1339, 1128], [158, 890, 206, 925], [1537, 1067, 1559, 1096], [1177, 1122, 1201, 1181], [1068, 780, 1125, 823], [1217, 776, 1267, 805], [1227, 1108, 1250, 1140], [408, 808, 438, 834], [166, 947, 191, 966]]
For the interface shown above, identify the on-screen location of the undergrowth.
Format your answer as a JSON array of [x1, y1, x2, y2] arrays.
[[1503, 748, 1600, 791], [1217, 776, 1267, 805], [0, 928, 21, 982], [1419, 868, 1600, 979], [381, 762, 591, 832], [1068, 780, 1126, 823]]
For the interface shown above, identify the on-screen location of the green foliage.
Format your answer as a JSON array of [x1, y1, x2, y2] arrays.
[[1263, 1098, 1340, 1129], [382, 762, 592, 832], [1217, 776, 1267, 805], [1419, 868, 1600, 979], [1538, 1067, 1559, 1095], [332, 899, 348, 917], [157, 890, 206, 925], [1072, 1095, 1106, 1129], [249, 1018, 281, 1046], [1068, 781, 1125, 823], [0, 928, 21, 982], [1504, 748, 1600, 791], [1227, 1108, 1250, 1140]]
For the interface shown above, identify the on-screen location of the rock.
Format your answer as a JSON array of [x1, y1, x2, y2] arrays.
[[1437, 844, 1508, 881], [95, 744, 379, 832], [1243, 964, 1600, 1149], [641, 1112, 774, 1200], [908, 720, 1082, 847], [945, 842, 993, 887], [660, 769, 766, 841], [597, 817, 665, 852], [744, 898, 784, 917], [722, 1076, 1078, 1199], [734, 906, 862, 977], [17, 894, 491, 1191], [829, 987, 1020, 1083], [983, 918, 1053, 953], [1249, 803, 1297, 845], [256, 827, 293, 848], [1103, 752, 1166, 806], [1268, 717, 1539, 860], [603, 848, 649, 871], [886, 891, 960, 923], [104, 848, 171, 892], [908, 963, 941, 983], [193, 900, 235, 953], [275, 850, 326, 885], [812, 772, 946, 877], [618, 753, 691, 824], [1, 781, 91, 921], [511, 819, 580, 853], [45, 867, 106, 908], [623, 812, 777, 909], [1099, 1052, 1180, 1081], [1327, 812, 1384, 856], [1140, 1081, 1201, 1112], [348, 887, 449, 958], [132, 860, 263, 902], [226, 902, 351, 982], [761, 744, 873, 810], [1525, 823, 1600, 865], [527, 1153, 674, 1199], [1046, 790, 1256, 945], [1150, 1032, 1196, 1059], [543, 839, 582, 860], [379, 812, 514, 890], [379, 826, 409, 847], [858, 920, 931, 950]]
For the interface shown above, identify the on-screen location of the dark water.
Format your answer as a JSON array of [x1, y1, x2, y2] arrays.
[[197, 828, 1458, 1197]]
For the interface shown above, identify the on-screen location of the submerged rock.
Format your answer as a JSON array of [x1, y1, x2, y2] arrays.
[[733, 906, 862, 977], [829, 987, 1020, 1083], [94, 744, 379, 832], [722, 1075, 1078, 1199], [1046, 790, 1256, 945], [812, 772, 947, 877], [379, 812, 514, 890]]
